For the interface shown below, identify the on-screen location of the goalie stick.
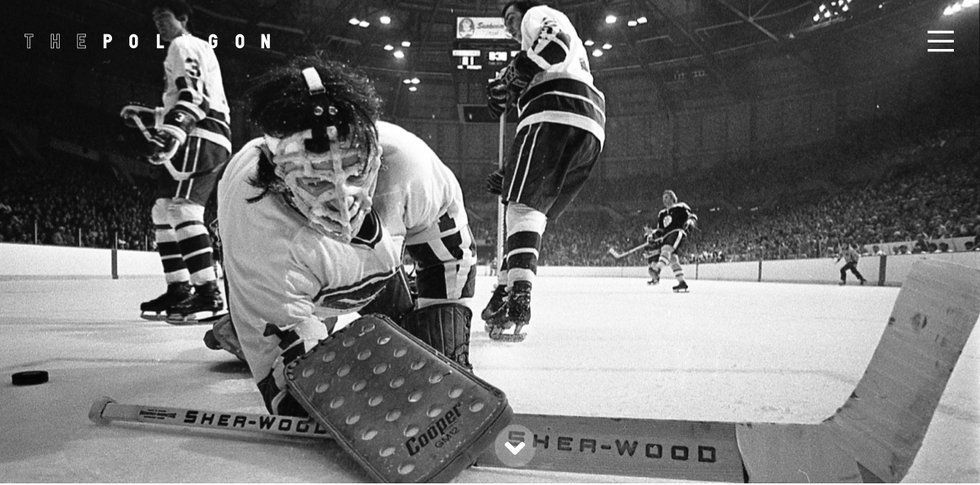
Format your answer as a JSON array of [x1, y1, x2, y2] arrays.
[[607, 242, 648, 260], [88, 260, 979, 482]]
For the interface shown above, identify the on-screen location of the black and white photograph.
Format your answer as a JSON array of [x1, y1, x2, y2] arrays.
[[1, 0, 978, 482]]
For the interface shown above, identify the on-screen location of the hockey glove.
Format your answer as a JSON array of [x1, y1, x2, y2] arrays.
[[146, 108, 197, 165], [501, 52, 540, 96], [486, 77, 509, 119], [146, 129, 181, 165], [486, 169, 505, 196]]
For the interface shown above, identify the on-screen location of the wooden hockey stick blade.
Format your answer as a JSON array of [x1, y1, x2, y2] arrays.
[[477, 260, 980, 482]]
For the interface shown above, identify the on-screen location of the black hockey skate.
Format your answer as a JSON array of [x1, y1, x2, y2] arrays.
[[167, 281, 225, 325], [140, 282, 191, 321], [480, 285, 508, 322], [486, 281, 529, 342], [647, 268, 661, 285], [672, 281, 689, 293]]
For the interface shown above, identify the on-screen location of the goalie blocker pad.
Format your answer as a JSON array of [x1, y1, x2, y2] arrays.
[[285, 314, 512, 482]]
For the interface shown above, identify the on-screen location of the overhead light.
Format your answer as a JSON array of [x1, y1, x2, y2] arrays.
[[605, 15, 617, 24], [602, 42, 612, 50], [402, 78, 412, 84], [408, 86, 418, 92], [359, 20, 369, 28], [592, 49, 603, 57], [637, 16, 648, 24], [401, 40, 411, 47], [383, 44, 394, 51], [348, 17, 359, 25], [411, 77, 420, 84], [627, 20, 638, 27], [379, 15, 391, 25], [393, 50, 405, 59], [584, 39, 595, 46]]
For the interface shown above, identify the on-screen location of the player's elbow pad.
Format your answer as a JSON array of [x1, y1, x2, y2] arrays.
[[528, 26, 571, 70], [161, 108, 198, 145]]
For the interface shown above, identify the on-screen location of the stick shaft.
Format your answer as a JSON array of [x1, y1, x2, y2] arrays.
[[496, 111, 507, 268], [610, 243, 648, 259], [94, 400, 332, 439]]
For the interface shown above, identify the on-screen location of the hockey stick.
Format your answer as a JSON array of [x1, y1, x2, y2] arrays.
[[607, 242, 648, 260], [89, 396, 332, 439], [495, 104, 507, 271], [88, 260, 979, 482]]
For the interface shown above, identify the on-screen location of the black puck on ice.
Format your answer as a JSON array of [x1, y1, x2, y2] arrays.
[[11, 370, 49, 386]]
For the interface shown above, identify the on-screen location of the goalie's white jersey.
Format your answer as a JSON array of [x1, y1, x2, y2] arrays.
[[217, 121, 475, 383]]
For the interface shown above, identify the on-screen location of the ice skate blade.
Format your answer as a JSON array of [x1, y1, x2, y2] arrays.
[[166, 310, 226, 326], [672, 289, 690, 293], [487, 324, 526, 342], [139, 312, 169, 322]]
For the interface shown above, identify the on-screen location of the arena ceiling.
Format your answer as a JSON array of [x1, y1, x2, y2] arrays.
[[88, 0, 952, 75]]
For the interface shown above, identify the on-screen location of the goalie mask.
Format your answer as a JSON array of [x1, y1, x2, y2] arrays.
[[264, 67, 382, 243]]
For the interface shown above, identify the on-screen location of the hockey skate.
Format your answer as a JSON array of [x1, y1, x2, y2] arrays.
[[480, 285, 508, 322], [486, 281, 529, 342], [672, 281, 689, 293], [647, 268, 661, 286], [139, 282, 191, 321], [166, 281, 225, 325]]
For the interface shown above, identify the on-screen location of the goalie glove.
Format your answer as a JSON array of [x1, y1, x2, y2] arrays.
[[486, 168, 505, 196]]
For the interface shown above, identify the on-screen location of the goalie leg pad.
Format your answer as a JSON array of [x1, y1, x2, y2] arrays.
[[285, 314, 512, 483], [400, 303, 473, 370]]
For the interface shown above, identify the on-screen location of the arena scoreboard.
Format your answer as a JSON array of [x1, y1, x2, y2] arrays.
[[452, 41, 520, 73]]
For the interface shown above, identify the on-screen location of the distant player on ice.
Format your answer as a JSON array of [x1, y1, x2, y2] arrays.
[[647, 190, 697, 292], [123, 0, 230, 322]]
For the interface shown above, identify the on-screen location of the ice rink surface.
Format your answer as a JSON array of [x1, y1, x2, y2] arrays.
[[1, 274, 977, 482]]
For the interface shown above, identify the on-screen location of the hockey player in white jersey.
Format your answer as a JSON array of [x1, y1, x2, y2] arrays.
[[123, 0, 230, 322], [213, 56, 477, 416], [483, 0, 605, 341]]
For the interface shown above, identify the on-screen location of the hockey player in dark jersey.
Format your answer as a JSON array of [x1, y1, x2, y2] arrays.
[[640, 224, 662, 285], [647, 190, 697, 292], [482, 0, 606, 342]]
